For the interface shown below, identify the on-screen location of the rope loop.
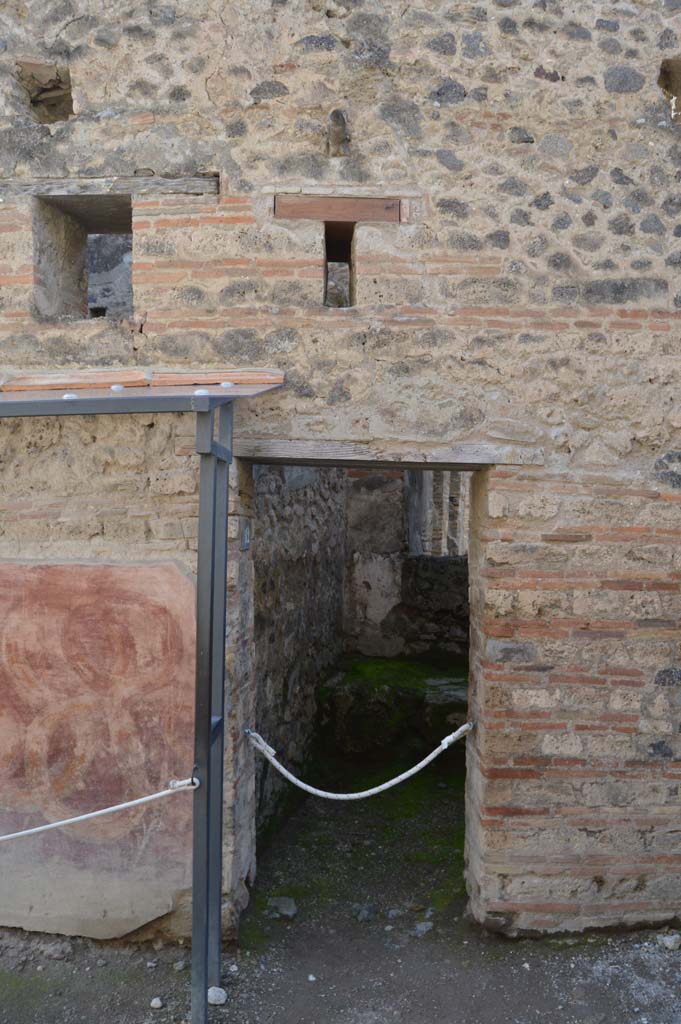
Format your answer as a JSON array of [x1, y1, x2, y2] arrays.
[[246, 722, 474, 801]]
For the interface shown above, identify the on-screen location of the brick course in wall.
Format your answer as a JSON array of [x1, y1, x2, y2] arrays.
[[466, 467, 681, 933], [1, 0, 681, 936]]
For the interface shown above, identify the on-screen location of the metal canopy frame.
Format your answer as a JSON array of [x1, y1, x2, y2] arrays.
[[0, 384, 271, 1024]]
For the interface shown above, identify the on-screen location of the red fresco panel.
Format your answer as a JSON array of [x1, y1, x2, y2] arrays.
[[0, 561, 196, 938]]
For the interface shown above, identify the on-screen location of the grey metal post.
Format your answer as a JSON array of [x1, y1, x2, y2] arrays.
[[207, 403, 232, 985], [191, 405, 232, 1024], [0, 385, 277, 1024]]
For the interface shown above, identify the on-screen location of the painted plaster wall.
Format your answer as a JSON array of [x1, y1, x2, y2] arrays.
[[0, 414, 259, 939], [0, 561, 195, 939]]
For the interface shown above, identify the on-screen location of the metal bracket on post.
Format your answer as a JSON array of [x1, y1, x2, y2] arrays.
[[191, 402, 234, 1024]]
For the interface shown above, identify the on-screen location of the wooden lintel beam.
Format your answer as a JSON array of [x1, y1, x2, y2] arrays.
[[0, 176, 219, 197], [233, 438, 544, 470], [274, 195, 400, 223]]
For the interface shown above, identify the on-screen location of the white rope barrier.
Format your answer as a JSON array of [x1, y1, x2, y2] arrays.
[[0, 777, 199, 843], [245, 722, 473, 801], [0, 721, 473, 841]]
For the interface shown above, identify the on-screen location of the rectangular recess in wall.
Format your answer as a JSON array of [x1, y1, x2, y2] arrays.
[[324, 221, 354, 307], [33, 194, 133, 320], [274, 195, 400, 222]]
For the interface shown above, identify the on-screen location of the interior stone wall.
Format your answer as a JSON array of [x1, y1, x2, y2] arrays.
[[1, 0, 681, 936], [87, 233, 133, 318], [32, 199, 87, 318], [344, 468, 469, 657], [395, 554, 470, 655], [343, 468, 406, 656], [251, 464, 346, 827]]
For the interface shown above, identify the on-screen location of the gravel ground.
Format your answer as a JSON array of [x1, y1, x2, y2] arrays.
[[1, 750, 680, 1024]]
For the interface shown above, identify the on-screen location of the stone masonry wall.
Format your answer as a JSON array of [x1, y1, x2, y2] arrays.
[[397, 554, 470, 656], [252, 464, 346, 827], [0, 412, 259, 939], [344, 468, 470, 656], [1, 0, 681, 935], [344, 468, 406, 656]]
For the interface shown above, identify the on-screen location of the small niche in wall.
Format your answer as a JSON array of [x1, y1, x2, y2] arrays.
[[324, 222, 355, 307], [273, 194, 401, 308], [16, 60, 74, 124], [33, 194, 133, 320], [659, 58, 681, 120]]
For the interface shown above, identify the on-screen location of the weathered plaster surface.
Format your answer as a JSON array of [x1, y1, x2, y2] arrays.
[[344, 469, 469, 656], [0, 561, 195, 939], [0, 0, 680, 935]]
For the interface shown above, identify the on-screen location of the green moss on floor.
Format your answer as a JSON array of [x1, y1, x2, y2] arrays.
[[238, 891, 271, 952], [0, 969, 52, 1014], [317, 653, 470, 760], [374, 768, 468, 909], [242, 751, 469, 949], [330, 653, 468, 695], [242, 654, 470, 953]]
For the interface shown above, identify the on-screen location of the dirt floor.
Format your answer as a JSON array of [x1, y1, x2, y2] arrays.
[[1, 745, 681, 1024]]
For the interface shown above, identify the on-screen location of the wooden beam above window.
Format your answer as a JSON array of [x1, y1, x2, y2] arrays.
[[274, 195, 401, 223], [0, 175, 219, 198], [233, 438, 544, 470]]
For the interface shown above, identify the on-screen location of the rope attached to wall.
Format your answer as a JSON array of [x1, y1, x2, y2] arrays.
[[0, 721, 473, 841], [245, 722, 474, 801], [0, 777, 199, 843]]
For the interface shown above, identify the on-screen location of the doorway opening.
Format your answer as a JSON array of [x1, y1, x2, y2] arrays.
[[243, 462, 471, 946]]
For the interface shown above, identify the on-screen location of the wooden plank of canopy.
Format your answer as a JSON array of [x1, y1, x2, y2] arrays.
[[1, 368, 285, 392]]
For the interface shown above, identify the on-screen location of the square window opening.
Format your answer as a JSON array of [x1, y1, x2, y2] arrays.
[[324, 221, 355, 308], [33, 195, 133, 321]]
